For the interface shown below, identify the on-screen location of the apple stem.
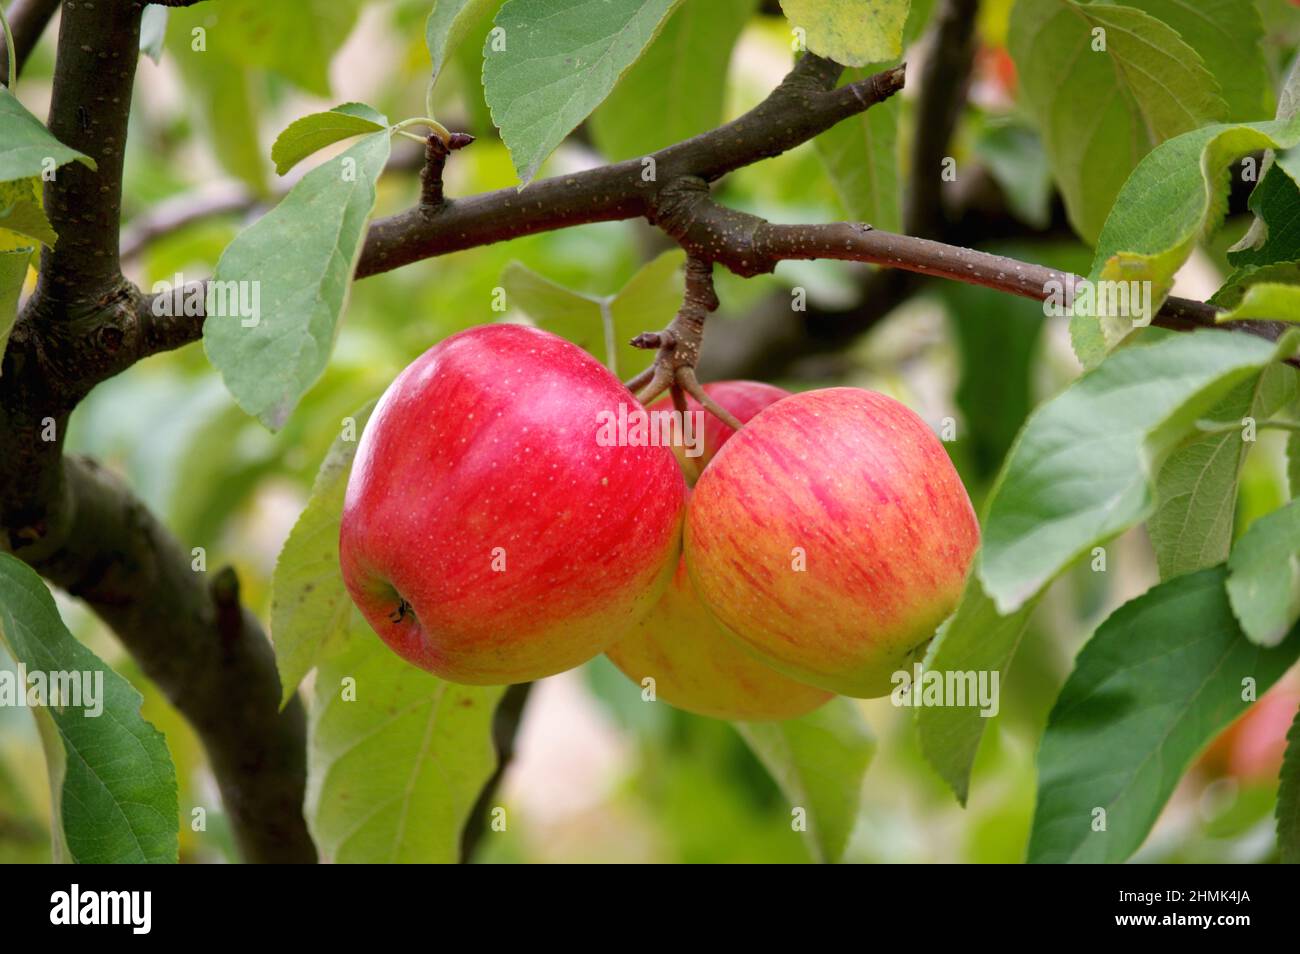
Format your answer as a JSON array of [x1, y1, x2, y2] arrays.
[[678, 368, 743, 430], [623, 364, 656, 394], [670, 383, 688, 415], [633, 363, 675, 405], [625, 258, 743, 430]]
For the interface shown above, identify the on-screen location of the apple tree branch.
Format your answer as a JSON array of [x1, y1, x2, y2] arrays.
[[3, 8, 1288, 868], [1, 0, 317, 863]]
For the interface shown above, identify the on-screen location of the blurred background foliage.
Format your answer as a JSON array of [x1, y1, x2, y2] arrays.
[[3, 0, 1299, 863]]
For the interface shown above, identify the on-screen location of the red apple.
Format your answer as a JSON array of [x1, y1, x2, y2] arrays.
[[979, 44, 1018, 98], [1199, 673, 1300, 781], [684, 387, 980, 698], [607, 558, 833, 720], [339, 323, 686, 685], [648, 379, 792, 484], [610, 379, 830, 718]]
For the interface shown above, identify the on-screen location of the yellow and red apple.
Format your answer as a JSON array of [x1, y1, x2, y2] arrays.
[[685, 387, 979, 698], [607, 380, 833, 720]]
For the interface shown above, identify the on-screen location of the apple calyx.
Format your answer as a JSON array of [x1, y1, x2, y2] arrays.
[[387, 597, 412, 624]]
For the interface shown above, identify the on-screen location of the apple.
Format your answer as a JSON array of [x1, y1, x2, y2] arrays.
[[978, 44, 1018, 98], [684, 387, 980, 698], [610, 379, 831, 719], [648, 379, 792, 483], [339, 323, 687, 685], [607, 558, 833, 720], [1198, 673, 1300, 781]]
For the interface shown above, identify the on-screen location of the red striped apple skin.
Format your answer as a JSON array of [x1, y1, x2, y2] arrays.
[[612, 379, 830, 719], [684, 387, 979, 698], [648, 380, 792, 484], [339, 324, 686, 685], [607, 557, 832, 720]]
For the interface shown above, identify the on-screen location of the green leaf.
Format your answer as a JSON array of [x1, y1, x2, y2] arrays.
[[1226, 498, 1300, 647], [167, 9, 267, 193], [0, 88, 96, 181], [139, 5, 169, 64], [214, 0, 363, 97], [1214, 264, 1300, 312], [941, 242, 1092, 478], [203, 131, 391, 430], [814, 68, 902, 232], [778, 0, 909, 66], [164, 400, 273, 546], [1215, 282, 1300, 322], [503, 249, 682, 378], [483, 0, 684, 184], [916, 569, 1040, 804], [1225, 164, 1300, 273], [1290, 430, 1300, 499], [980, 329, 1298, 615], [1276, 38, 1300, 120], [1074, 117, 1300, 366], [1105, 0, 1270, 122], [450, 0, 502, 133], [970, 120, 1053, 230], [735, 698, 875, 863], [305, 613, 504, 863], [1071, 4, 1226, 135], [0, 553, 179, 864], [271, 104, 389, 176], [1229, 56, 1300, 262], [1278, 703, 1300, 863], [506, 250, 686, 376], [1008, 0, 1227, 247], [607, 249, 683, 378], [1028, 566, 1300, 863], [590, 0, 755, 160], [1148, 364, 1298, 578], [0, 247, 32, 370], [427, 0, 502, 87], [271, 401, 376, 707], [950, 287, 1041, 477], [502, 261, 604, 354], [0, 176, 56, 247], [902, 0, 937, 45]]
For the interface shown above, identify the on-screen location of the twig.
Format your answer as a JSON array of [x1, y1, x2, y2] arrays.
[[704, 0, 1004, 380], [118, 143, 440, 264], [459, 682, 532, 863], [419, 130, 475, 210], [0, 0, 60, 85], [906, 0, 980, 238], [28, 457, 316, 863], [622, 364, 656, 394], [1, 0, 317, 864], [1, 4, 17, 90], [120, 182, 262, 262], [629, 258, 743, 429], [33, 0, 141, 294], [355, 59, 905, 277]]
